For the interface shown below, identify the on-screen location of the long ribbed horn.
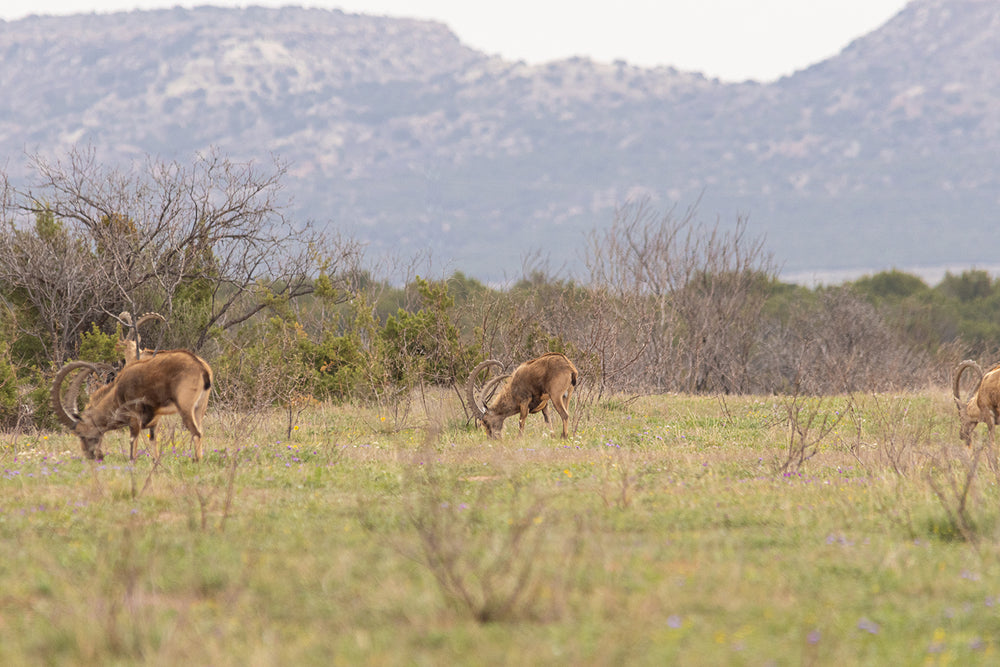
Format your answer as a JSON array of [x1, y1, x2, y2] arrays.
[[953, 360, 984, 410], [481, 374, 511, 406], [118, 311, 136, 341], [135, 312, 165, 328], [65, 362, 115, 411], [51, 361, 105, 428], [466, 360, 503, 419]]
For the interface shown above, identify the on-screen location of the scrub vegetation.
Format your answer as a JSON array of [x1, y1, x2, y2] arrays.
[[2, 149, 1000, 663], [2, 393, 999, 664]]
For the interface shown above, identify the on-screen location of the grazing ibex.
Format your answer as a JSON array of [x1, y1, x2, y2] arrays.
[[116, 311, 166, 364], [51, 350, 212, 461], [466, 352, 578, 439], [953, 359, 1000, 447]]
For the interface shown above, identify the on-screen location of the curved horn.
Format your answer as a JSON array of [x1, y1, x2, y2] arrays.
[[466, 360, 503, 419], [953, 360, 984, 409], [951, 359, 984, 415], [50, 361, 105, 428], [481, 374, 511, 406], [117, 311, 137, 341], [65, 362, 116, 410], [65, 367, 92, 412], [135, 312, 166, 328]]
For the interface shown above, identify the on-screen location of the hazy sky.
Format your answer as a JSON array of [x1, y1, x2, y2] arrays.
[[0, 1, 912, 82]]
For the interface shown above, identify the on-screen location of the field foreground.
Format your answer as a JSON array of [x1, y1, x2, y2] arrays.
[[1, 391, 999, 665]]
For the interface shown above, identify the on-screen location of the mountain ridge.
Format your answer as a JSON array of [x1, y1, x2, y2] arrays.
[[1, 1, 998, 282]]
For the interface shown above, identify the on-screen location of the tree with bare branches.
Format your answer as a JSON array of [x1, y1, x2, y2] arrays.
[[0, 146, 360, 364], [586, 198, 777, 393]]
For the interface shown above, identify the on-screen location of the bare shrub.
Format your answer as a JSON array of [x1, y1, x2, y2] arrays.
[[348, 292, 419, 431], [755, 288, 928, 395], [776, 389, 851, 475], [210, 338, 290, 442], [386, 450, 583, 623], [97, 520, 159, 661], [217, 317, 321, 439], [597, 446, 643, 510], [586, 197, 777, 393], [923, 441, 988, 544], [0, 341, 25, 431], [846, 393, 947, 476], [0, 207, 108, 364]]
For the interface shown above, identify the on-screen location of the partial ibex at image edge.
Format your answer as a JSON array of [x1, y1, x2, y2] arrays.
[[953, 359, 1000, 447]]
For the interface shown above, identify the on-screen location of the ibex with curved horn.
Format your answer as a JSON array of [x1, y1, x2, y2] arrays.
[[116, 311, 167, 364], [51, 350, 212, 461], [466, 352, 577, 439], [953, 359, 1000, 447]]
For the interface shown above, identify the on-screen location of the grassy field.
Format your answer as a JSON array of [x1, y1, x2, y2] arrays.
[[1, 388, 999, 665]]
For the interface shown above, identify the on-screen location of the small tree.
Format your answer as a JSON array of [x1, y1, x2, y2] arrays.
[[0, 145, 361, 363], [78, 323, 123, 365], [0, 208, 106, 364], [212, 315, 320, 436], [383, 277, 479, 390]]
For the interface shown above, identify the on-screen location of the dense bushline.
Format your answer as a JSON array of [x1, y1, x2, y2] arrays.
[[0, 150, 994, 431]]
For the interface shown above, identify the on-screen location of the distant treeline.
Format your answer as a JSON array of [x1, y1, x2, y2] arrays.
[[2, 259, 992, 433], [1, 149, 994, 431]]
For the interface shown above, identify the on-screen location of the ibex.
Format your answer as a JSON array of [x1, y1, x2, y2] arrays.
[[953, 359, 1000, 447], [466, 352, 578, 438], [116, 311, 166, 364], [51, 349, 212, 461]]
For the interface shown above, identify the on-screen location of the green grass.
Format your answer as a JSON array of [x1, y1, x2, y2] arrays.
[[1, 391, 999, 664]]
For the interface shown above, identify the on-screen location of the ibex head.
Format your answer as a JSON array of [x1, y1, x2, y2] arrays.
[[466, 359, 506, 437], [50, 361, 116, 460]]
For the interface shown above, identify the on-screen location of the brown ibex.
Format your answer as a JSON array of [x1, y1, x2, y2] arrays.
[[52, 350, 212, 461], [466, 352, 577, 438], [116, 311, 166, 364], [953, 359, 1000, 447]]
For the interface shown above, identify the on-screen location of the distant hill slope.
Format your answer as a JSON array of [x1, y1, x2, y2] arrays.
[[1, 0, 998, 281]]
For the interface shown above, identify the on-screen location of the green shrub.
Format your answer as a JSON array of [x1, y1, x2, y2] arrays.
[[308, 331, 363, 401], [25, 372, 60, 431], [0, 343, 19, 429], [78, 323, 122, 364]]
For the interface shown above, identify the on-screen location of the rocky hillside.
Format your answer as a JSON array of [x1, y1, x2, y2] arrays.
[[1, 0, 998, 281]]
